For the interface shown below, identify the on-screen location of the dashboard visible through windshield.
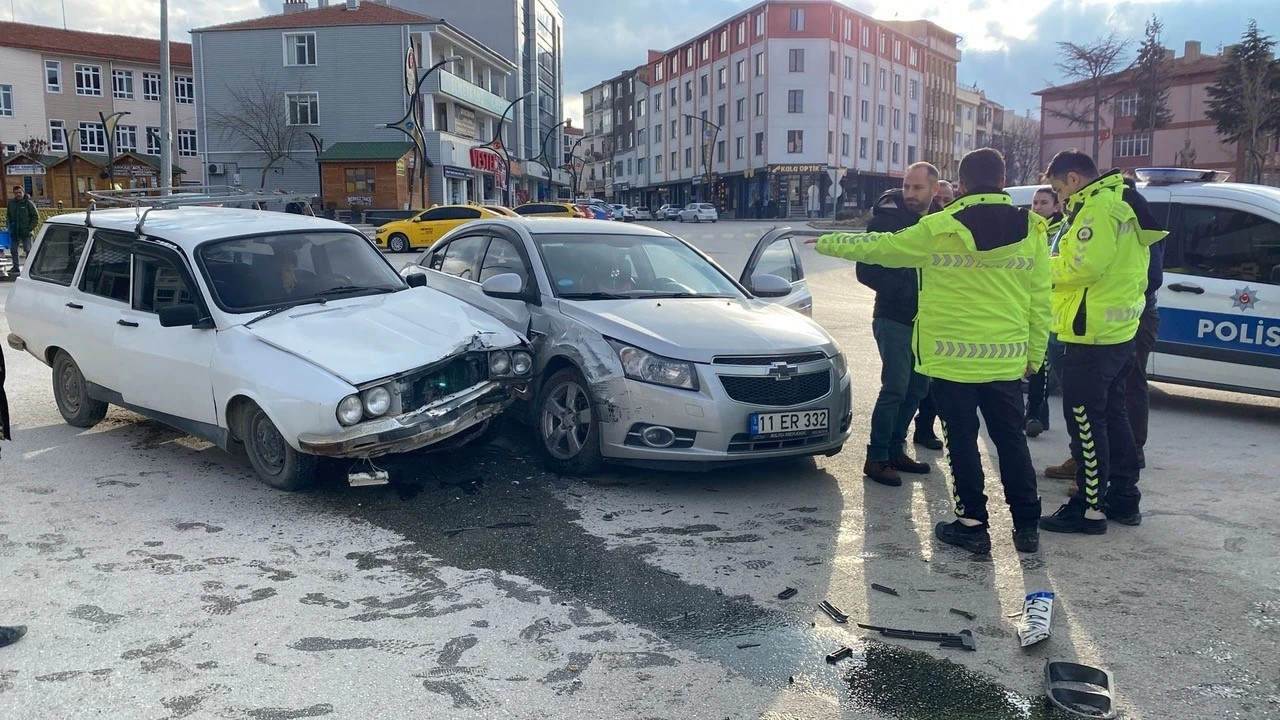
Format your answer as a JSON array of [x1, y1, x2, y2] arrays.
[[533, 233, 742, 300]]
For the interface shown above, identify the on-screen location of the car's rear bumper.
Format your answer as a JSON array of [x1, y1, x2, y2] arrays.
[[298, 381, 519, 458]]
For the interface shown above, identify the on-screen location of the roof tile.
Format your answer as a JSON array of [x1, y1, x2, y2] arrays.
[[193, 3, 440, 33], [0, 21, 192, 67]]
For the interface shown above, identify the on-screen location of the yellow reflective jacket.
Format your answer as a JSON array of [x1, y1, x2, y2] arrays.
[[816, 192, 1051, 384], [1052, 171, 1168, 345]]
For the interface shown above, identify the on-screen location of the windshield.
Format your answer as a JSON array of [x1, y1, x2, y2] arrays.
[[534, 233, 743, 299], [199, 231, 404, 312]]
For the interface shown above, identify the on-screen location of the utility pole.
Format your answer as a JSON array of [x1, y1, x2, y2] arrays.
[[159, 0, 173, 193]]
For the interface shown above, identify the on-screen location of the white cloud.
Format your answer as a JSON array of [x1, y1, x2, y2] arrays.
[[9, 0, 267, 41], [564, 95, 583, 129]]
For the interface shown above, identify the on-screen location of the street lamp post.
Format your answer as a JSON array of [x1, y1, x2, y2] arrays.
[[473, 92, 531, 207], [159, 0, 172, 193], [377, 54, 462, 210], [305, 131, 324, 211], [99, 110, 130, 189], [682, 113, 721, 204], [564, 133, 586, 200]]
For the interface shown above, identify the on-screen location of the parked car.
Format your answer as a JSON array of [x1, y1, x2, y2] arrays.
[[575, 204, 610, 220], [514, 202, 587, 218], [678, 203, 719, 223], [374, 204, 511, 253], [400, 218, 839, 474], [609, 204, 637, 222], [5, 204, 534, 491], [1008, 167, 1280, 398], [633, 207, 654, 221], [657, 204, 681, 221]]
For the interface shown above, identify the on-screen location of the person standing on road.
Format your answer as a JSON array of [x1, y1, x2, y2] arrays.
[[851, 162, 941, 486], [934, 181, 956, 208], [1124, 172, 1165, 471], [811, 148, 1051, 554], [1024, 187, 1065, 438], [1037, 151, 1166, 535], [6, 186, 39, 277]]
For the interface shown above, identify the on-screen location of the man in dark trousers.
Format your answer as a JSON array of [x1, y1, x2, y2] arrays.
[[854, 162, 940, 486], [6, 185, 39, 277]]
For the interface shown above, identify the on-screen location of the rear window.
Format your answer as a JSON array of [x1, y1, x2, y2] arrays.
[[29, 224, 90, 286]]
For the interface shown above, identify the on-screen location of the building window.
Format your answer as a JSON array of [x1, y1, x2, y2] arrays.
[[790, 8, 804, 31], [755, 92, 764, 117], [654, 92, 662, 112], [75, 64, 102, 96], [139, 72, 161, 102], [843, 95, 852, 119], [862, 26, 870, 46], [701, 39, 710, 60], [755, 131, 764, 155], [788, 49, 804, 72], [655, 123, 662, 141], [736, 98, 745, 121], [78, 122, 106, 153], [894, 39, 902, 60], [787, 130, 803, 154], [738, 21, 746, 44], [717, 103, 726, 126], [879, 68, 886, 90], [907, 145, 917, 164], [671, 57, 678, 74], [45, 60, 61, 93], [685, 116, 693, 136], [830, 50, 836, 74], [909, 79, 919, 100], [876, 139, 884, 161], [828, 91, 834, 115], [685, 147, 693, 168], [177, 129, 197, 157], [637, 98, 646, 117], [284, 32, 316, 66], [787, 89, 803, 113], [755, 12, 765, 36], [112, 70, 134, 100], [286, 92, 319, 125], [684, 80, 692, 101], [893, 108, 901, 130], [670, 151, 677, 170], [844, 18, 853, 41], [655, 155, 663, 172], [859, 136, 868, 159], [879, 33, 886, 54], [735, 59, 745, 83], [908, 112, 918, 133], [49, 120, 66, 151], [861, 62, 870, 85], [174, 76, 194, 105], [146, 126, 161, 155], [1115, 91, 1139, 117], [736, 136, 744, 158], [1114, 132, 1151, 157], [655, 63, 664, 82], [717, 67, 726, 89], [844, 56, 853, 80], [894, 74, 902, 95], [115, 125, 137, 153], [716, 140, 725, 163], [0, 85, 11, 117], [827, 130, 833, 154], [700, 74, 708, 96], [671, 119, 677, 138], [755, 52, 765, 76], [841, 133, 850, 157], [910, 47, 919, 66], [670, 87, 677, 105], [892, 141, 900, 164], [860, 100, 869, 122], [686, 47, 694, 67], [877, 104, 886, 126], [344, 167, 374, 193]]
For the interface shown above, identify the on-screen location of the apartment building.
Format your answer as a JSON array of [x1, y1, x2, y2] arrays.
[[953, 84, 979, 177], [0, 21, 198, 206], [561, 119, 582, 197], [886, 19, 960, 177]]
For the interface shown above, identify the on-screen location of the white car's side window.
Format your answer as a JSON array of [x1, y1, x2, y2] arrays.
[[27, 225, 89, 286], [132, 255, 197, 313], [78, 231, 134, 304]]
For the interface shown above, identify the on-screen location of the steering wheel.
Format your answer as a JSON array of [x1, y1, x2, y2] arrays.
[[652, 277, 696, 294]]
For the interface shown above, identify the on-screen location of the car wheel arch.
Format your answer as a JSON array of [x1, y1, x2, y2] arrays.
[[44, 345, 66, 367]]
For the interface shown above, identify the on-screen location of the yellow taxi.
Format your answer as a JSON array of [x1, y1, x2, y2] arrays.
[[374, 204, 512, 252], [513, 202, 587, 218]]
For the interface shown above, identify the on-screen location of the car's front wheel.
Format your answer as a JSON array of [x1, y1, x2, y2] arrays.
[[51, 350, 108, 428], [538, 368, 603, 475], [387, 233, 410, 253], [240, 402, 320, 491]]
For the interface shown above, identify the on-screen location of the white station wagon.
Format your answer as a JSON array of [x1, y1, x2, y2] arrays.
[[5, 194, 533, 490]]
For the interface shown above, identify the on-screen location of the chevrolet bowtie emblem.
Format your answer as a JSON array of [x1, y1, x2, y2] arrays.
[[768, 362, 799, 380]]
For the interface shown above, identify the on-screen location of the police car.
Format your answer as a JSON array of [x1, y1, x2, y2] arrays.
[[1007, 168, 1280, 398]]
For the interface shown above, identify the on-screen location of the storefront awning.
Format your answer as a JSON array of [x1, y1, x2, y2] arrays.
[[318, 142, 415, 163]]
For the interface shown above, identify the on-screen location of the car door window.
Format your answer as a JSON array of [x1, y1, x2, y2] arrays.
[[421, 208, 451, 221], [28, 225, 90, 286], [479, 236, 530, 284], [79, 230, 134, 303], [1177, 205, 1280, 285], [133, 254, 196, 313], [751, 237, 801, 282], [435, 235, 488, 280], [457, 208, 482, 220]]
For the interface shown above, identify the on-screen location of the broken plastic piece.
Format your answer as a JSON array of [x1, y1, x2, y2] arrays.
[[1019, 591, 1055, 647], [870, 583, 899, 596], [737, 643, 761, 649], [777, 587, 798, 600], [857, 624, 976, 651], [1044, 661, 1117, 719], [949, 608, 977, 621], [0, 625, 26, 648], [825, 646, 853, 664], [348, 469, 390, 487], [818, 601, 849, 624], [568, 664, 580, 672]]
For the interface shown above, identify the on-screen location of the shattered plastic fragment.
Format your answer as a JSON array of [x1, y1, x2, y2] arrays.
[[1019, 591, 1055, 647]]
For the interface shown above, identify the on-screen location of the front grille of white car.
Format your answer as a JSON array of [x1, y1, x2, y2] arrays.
[[399, 352, 487, 411]]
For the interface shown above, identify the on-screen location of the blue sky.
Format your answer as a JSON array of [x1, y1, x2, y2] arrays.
[[15, 0, 1276, 127]]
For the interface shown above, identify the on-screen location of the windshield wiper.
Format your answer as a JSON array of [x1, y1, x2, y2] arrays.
[[315, 286, 397, 297], [244, 297, 327, 327], [559, 292, 633, 300], [641, 292, 735, 299]]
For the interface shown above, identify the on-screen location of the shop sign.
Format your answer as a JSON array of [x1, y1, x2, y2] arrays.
[[396, 159, 406, 176], [347, 195, 373, 205], [455, 107, 478, 139], [469, 148, 506, 189], [115, 164, 158, 177], [443, 165, 472, 180], [5, 163, 45, 175], [438, 71, 510, 116], [770, 164, 826, 174]]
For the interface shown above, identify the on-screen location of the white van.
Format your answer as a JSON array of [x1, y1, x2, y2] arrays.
[[1007, 168, 1280, 398]]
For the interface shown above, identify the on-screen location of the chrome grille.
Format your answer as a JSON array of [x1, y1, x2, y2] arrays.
[[713, 352, 827, 366], [719, 371, 831, 407]]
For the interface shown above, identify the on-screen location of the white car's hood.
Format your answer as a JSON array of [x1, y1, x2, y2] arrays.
[[243, 288, 522, 386], [557, 297, 835, 364]]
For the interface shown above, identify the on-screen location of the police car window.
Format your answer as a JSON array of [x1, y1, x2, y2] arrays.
[[28, 225, 89, 286], [79, 231, 134, 303], [1178, 205, 1280, 285]]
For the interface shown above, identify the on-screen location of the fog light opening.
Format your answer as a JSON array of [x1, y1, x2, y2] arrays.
[[641, 425, 677, 448]]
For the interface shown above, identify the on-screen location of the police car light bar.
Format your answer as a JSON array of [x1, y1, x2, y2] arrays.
[[1134, 167, 1230, 185]]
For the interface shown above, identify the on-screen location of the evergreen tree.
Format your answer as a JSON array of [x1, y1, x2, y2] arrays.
[[1131, 15, 1174, 131], [1205, 20, 1280, 183]]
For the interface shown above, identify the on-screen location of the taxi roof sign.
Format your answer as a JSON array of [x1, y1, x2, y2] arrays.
[[1134, 167, 1230, 185]]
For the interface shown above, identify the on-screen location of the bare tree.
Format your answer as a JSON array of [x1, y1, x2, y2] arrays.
[[210, 75, 302, 188], [18, 137, 49, 158], [1050, 32, 1132, 160], [992, 116, 1042, 185]]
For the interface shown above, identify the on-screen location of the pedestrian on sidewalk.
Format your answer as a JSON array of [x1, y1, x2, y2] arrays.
[[1038, 151, 1166, 536], [6, 185, 39, 277], [811, 148, 1051, 554], [849, 163, 941, 487]]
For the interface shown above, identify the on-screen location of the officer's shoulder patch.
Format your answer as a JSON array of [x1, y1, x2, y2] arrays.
[[1077, 227, 1093, 242]]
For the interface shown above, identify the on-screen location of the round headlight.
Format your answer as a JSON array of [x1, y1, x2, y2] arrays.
[[362, 386, 392, 417], [337, 394, 364, 426], [489, 351, 512, 376], [512, 351, 533, 375]]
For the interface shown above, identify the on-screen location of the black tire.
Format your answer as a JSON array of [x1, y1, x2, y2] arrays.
[[388, 233, 410, 253], [240, 402, 320, 491], [51, 350, 108, 428], [538, 368, 603, 475]]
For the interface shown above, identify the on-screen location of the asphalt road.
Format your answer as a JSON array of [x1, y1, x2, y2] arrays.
[[1, 219, 1278, 719]]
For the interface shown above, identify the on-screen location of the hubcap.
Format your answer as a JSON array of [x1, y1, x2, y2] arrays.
[[541, 381, 592, 460], [251, 414, 287, 475], [58, 362, 82, 413]]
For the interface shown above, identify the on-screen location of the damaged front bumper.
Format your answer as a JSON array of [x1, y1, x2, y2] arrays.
[[298, 380, 519, 458]]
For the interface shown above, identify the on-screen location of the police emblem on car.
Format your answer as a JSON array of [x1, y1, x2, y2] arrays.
[[1232, 287, 1259, 312]]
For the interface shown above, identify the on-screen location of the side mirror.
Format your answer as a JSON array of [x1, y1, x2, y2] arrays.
[[481, 272, 526, 300], [411, 216, 422, 222], [405, 272, 428, 288], [158, 303, 204, 327], [749, 273, 793, 298]]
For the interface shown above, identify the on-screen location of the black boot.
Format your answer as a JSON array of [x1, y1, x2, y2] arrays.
[[934, 520, 991, 554], [1040, 503, 1107, 535]]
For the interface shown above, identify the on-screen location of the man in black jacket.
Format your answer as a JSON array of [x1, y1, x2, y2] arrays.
[[856, 162, 940, 485]]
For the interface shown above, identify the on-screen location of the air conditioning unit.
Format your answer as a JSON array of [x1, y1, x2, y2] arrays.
[[208, 163, 224, 175]]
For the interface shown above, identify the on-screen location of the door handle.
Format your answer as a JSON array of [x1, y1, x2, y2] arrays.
[[1167, 282, 1205, 295], [65, 302, 83, 309], [117, 319, 139, 327]]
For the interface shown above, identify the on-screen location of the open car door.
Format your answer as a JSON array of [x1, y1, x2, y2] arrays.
[[739, 227, 813, 315]]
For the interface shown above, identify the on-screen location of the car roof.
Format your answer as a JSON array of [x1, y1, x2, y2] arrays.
[[467, 217, 674, 237], [1006, 180, 1280, 207], [46, 207, 358, 249]]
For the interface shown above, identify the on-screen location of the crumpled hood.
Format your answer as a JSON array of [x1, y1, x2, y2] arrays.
[[942, 192, 1033, 261], [557, 297, 836, 364], [243, 288, 522, 386]]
